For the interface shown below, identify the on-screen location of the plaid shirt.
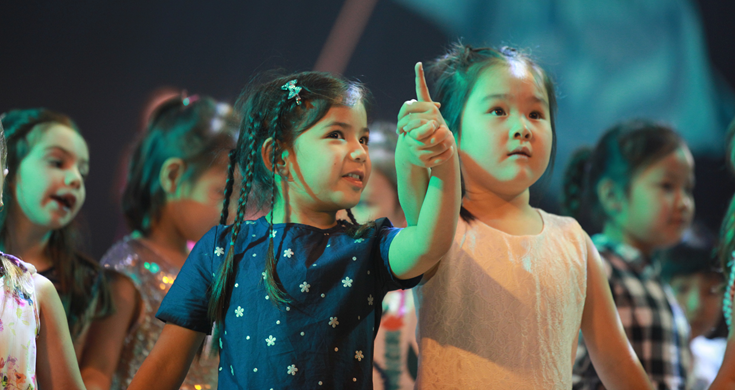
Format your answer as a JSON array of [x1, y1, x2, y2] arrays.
[[573, 234, 691, 390]]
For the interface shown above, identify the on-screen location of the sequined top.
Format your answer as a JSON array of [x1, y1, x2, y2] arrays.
[[101, 237, 219, 390], [725, 254, 734, 330], [0, 253, 40, 390]]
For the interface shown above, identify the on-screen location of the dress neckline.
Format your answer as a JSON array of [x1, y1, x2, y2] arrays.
[[468, 208, 547, 238]]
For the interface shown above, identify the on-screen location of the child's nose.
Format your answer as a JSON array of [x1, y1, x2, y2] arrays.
[[65, 168, 83, 188], [350, 144, 367, 162], [510, 116, 532, 140]]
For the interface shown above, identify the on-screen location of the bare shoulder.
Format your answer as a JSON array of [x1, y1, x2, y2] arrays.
[[33, 273, 57, 301]]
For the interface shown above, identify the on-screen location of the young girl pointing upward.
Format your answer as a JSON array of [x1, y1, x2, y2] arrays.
[[129, 70, 460, 389], [400, 44, 653, 389]]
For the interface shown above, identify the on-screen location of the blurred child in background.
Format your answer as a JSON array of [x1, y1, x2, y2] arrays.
[[661, 237, 726, 390], [0, 109, 113, 360], [81, 95, 238, 390], [565, 119, 695, 389], [709, 117, 735, 390]]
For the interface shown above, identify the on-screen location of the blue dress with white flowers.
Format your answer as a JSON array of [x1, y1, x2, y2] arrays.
[[157, 216, 419, 389]]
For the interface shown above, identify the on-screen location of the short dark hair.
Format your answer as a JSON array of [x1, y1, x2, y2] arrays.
[[660, 241, 721, 283]]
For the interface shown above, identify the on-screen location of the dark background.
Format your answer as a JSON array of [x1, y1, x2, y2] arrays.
[[1, 0, 733, 259]]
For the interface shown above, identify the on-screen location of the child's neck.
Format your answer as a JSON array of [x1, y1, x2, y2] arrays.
[[139, 219, 189, 269], [270, 198, 338, 230], [601, 223, 654, 258], [6, 208, 53, 272], [462, 186, 542, 236]]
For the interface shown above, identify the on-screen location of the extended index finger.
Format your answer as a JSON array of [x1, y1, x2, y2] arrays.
[[415, 62, 433, 103]]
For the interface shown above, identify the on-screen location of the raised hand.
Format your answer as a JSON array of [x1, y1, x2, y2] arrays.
[[396, 62, 455, 168]]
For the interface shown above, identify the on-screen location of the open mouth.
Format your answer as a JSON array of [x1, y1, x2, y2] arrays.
[[50, 194, 76, 210], [342, 171, 365, 187]]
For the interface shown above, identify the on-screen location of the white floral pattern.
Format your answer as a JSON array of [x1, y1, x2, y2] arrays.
[[329, 317, 339, 328], [355, 350, 364, 361], [214, 247, 225, 256], [284, 248, 294, 258], [342, 277, 353, 288], [266, 335, 276, 346], [235, 306, 244, 317], [287, 364, 298, 376], [300, 282, 310, 293], [367, 295, 374, 305]]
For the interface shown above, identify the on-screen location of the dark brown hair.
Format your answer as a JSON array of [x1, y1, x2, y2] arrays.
[[122, 95, 238, 234], [428, 42, 558, 221], [562, 119, 685, 232], [719, 117, 735, 277], [208, 71, 372, 326], [0, 108, 113, 337]]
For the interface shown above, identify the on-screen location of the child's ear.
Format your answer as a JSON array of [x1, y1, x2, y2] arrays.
[[159, 157, 186, 196], [597, 178, 625, 217], [261, 138, 289, 176]]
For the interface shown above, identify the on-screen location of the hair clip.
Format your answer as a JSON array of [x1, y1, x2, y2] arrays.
[[281, 79, 302, 105], [182, 94, 200, 107]]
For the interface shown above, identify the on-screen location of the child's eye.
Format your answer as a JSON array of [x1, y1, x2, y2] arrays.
[[48, 159, 64, 168], [489, 107, 506, 116], [660, 182, 674, 192], [327, 131, 344, 140], [360, 136, 369, 145], [529, 111, 544, 120]]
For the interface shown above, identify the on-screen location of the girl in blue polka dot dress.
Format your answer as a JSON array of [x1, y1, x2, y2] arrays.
[[128, 69, 461, 389]]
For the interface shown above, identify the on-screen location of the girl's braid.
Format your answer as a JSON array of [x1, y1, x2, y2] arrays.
[[208, 116, 261, 324], [264, 98, 290, 305], [219, 149, 238, 225]]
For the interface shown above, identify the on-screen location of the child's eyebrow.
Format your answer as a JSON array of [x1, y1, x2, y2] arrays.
[[326, 121, 370, 134], [481, 93, 549, 108], [326, 121, 353, 129]]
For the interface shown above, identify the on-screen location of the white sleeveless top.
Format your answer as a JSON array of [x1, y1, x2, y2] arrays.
[[413, 209, 588, 389]]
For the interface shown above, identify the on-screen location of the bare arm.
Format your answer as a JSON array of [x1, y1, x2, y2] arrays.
[[34, 273, 86, 390], [388, 62, 460, 279], [127, 324, 206, 390], [395, 145, 430, 227], [709, 322, 735, 389], [389, 63, 461, 279], [389, 137, 460, 279], [80, 271, 140, 390], [580, 238, 653, 390]]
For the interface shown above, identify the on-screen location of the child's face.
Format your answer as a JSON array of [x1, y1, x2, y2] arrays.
[[669, 273, 723, 339], [286, 103, 370, 212], [13, 124, 88, 230], [616, 146, 695, 250], [458, 63, 552, 197], [167, 161, 230, 242]]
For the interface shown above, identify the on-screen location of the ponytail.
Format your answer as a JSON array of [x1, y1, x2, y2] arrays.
[[562, 148, 593, 219]]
